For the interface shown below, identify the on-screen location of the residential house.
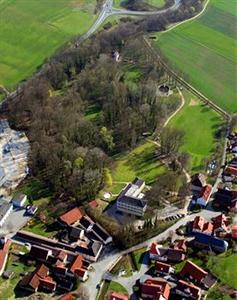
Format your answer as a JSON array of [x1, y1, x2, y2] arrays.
[[0, 240, 11, 276], [214, 188, 237, 211], [59, 207, 84, 226], [196, 184, 212, 207], [174, 240, 187, 253], [141, 278, 171, 300], [0, 201, 13, 227], [192, 216, 205, 233], [109, 291, 129, 300], [175, 280, 201, 300], [149, 243, 185, 262], [192, 216, 213, 235], [193, 232, 229, 252], [69, 227, 85, 241], [75, 240, 103, 262], [116, 178, 147, 217], [155, 261, 174, 275], [88, 200, 99, 209], [11, 193, 27, 208], [69, 255, 88, 282], [20, 264, 56, 293], [190, 173, 206, 193], [223, 166, 237, 182], [29, 245, 52, 262], [231, 226, 237, 239], [80, 215, 112, 245], [180, 260, 207, 285], [212, 214, 228, 235]]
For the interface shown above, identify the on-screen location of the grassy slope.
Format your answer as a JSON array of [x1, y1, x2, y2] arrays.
[[207, 253, 237, 290], [112, 141, 167, 185], [153, 0, 237, 113], [0, 0, 96, 90], [169, 90, 223, 172]]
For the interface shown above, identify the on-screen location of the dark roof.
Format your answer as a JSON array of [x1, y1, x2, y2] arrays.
[[80, 216, 94, 229], [70, 227, 84, 240], [132, 177, 145, 188], [191, 173, 206, 187], [76, 240, 102, 259], [194, 232, 228, 251], [117, 196, 147, 208], [92, 223, 110, 242], [29, 245, 50, 261]]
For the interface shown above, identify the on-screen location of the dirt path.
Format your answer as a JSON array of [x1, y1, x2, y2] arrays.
[[164, 88, 184, 127]]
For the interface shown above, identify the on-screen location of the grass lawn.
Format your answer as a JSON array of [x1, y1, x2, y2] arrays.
[[112, 141, 167, 185], [0, 244, 35, 299], [0, 0, 96, 90], [207, 252, 237, 289], [153, 0, 237, 113], [131, 247, 147, 271], [85, 104, 101, 121], [110, 255, 133, 277], [108, 281, 128, 294], [169, 90, 223, 172]]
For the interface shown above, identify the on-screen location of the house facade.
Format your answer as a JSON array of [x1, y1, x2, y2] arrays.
[[116, 178, 147, 217]]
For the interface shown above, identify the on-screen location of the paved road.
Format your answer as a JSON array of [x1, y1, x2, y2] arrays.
[[83, 208, 220, 299]]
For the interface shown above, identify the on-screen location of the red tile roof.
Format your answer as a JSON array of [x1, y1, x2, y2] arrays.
[[89, 200, 99, 209], [225, 166, 237, 176], [231, 226, 237, 239], [141, 278, 171, 300], [203, 222, 213, 234], [156, 261, 171, 273], [59, 207, 84, 225], [36, 264, 49, 278], [109, 291, 129, 300], [174, 239, 187, 252], [39, 276, 56, 291], [59, 295, 74, 300], [213, 214, 228, 231], [0, 240, 11, 273], [178, 280, 201, 299], [150, 242, 159, 255], [57, 250, 67, 262], [200, 184, 212, 201], [70, 255, 83, 273], [193, 216, 205, 231], [180, 260, 207, 282]]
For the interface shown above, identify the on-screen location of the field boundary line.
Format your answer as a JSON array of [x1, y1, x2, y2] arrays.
[[157, 0, 210, 37], [143, 36, 230, 120]]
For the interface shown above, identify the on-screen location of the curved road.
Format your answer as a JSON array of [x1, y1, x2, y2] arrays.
[[79, 0, 181, 42]]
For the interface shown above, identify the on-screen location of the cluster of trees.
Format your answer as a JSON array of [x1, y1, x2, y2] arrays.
[[5, 0, 204, 203], [121, 0, 174, 11]]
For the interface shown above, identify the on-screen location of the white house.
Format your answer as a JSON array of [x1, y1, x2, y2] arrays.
[[11, 193, 27, 208]]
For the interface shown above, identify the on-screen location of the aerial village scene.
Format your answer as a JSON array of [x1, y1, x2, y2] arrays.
[[0, 0, 236, 299]]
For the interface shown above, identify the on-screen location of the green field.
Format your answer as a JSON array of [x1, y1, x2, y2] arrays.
[[153, 0, 237, 113], [112, 141, 167, 185], [208, 253, 237, 289], [169, 90, 223, 172], [0, 0, 96, 90]]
